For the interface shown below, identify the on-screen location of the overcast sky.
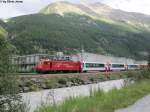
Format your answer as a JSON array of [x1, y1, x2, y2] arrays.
[[0, 0, 150, 19]]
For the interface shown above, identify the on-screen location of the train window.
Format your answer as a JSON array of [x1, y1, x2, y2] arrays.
[[112, 64, 124, 68], [85, 63, 104, 68], [98, 64, 105, 67], [85, 63, 91, 68], [128, 65, 138, 68], [65, 57, 70, 61], [86, 63, 91, 68]]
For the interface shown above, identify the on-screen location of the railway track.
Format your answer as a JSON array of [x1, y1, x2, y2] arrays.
[[19, 72, 99, 78], [18, 70, 137, 78]]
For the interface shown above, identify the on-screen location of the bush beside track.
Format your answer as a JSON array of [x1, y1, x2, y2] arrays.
[[18, 70, 150, 93]]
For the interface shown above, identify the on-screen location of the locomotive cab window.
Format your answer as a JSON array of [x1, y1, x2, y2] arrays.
[[44, 61, 48, 65]]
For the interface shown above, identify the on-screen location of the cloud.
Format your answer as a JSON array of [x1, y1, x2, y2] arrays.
[[0, 0, 51, 19], [0, 4, 23, 18], [102, 0, 150, 15]]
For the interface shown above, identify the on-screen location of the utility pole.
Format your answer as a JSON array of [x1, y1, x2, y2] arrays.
[[81, 45, 84, 62]]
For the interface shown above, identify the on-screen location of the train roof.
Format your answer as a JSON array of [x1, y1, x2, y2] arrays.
[[82, 61, 106, 64]]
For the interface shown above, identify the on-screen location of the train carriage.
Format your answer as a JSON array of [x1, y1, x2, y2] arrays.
[[82, 62, 106, 72], [140, 64, 148, 70], [110, 63, 125, 71], [127, 64, 140, 70]]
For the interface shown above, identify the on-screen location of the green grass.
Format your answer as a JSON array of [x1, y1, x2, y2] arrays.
[[36, 79, 150, 112]]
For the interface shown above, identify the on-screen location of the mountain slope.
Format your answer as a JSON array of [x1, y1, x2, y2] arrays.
[[6, 2, 150, 60], [88, 2, 150, 24], [0, 20, 7, 38], [40, 1, 87, 16]]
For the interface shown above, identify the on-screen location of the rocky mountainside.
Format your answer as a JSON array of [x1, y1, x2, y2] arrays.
[[40, 2, 150, 27], [6, 1, 150, 59]]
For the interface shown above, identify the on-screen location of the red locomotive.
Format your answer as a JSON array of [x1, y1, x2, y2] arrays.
[[35, 59, 82, 73]]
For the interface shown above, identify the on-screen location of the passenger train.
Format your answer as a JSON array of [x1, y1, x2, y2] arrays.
[[35, 59, 148, 73]]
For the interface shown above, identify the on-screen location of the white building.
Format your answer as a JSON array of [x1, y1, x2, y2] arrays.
[[71, 52, 147, 64]]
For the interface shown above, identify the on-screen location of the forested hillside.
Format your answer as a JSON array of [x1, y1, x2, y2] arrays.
[[5, 2, 150, 60], [0, 20, 7, 38]]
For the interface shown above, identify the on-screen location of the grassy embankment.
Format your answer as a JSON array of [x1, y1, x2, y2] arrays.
[[36, 70, 150, 112]]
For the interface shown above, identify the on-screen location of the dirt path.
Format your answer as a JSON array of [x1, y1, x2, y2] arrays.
[[115, 94, 150, 112]]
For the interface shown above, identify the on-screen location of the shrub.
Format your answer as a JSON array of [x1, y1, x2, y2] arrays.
[[99, 75, 107, 81], [58, 78, 67, 85], [142, 70, 150, 79], [44, 79, 58, 89], [109, 74, 120, 80], [70, 77, 84, 84]]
